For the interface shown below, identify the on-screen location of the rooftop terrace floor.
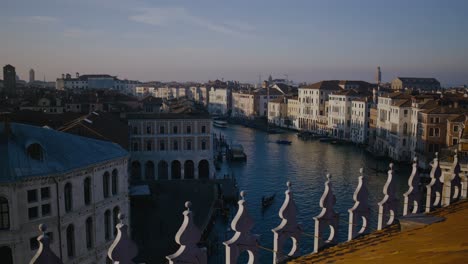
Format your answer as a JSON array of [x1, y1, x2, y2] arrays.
[[290, 201, 468, 264]]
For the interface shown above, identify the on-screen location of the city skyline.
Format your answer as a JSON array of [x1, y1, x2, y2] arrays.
[[1, 0, 467, 86]]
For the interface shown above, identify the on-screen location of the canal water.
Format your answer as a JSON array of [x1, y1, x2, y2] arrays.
[[209, 124, 411, 263]]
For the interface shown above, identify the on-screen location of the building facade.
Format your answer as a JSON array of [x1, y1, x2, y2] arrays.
[[0, 122, 129, 264], [231, 92, 255, 118], [391, 77, 440, 91], [127, 113, 214, 182]]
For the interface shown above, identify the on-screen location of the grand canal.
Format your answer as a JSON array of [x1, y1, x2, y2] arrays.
[[209, 124, 411, 263]]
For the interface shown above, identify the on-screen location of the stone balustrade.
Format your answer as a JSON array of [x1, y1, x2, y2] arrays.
[[29, 153, 468, 264]]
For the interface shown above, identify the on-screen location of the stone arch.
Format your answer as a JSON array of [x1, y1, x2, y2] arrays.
[[145, 161, 155, 180], [158, 161, 168, 180], [172, 160, 181, 179], [131, 161, 141, 181], [184, 160, 195, 179], [198, 160, 210, 179], [0, 246, 13, 264]]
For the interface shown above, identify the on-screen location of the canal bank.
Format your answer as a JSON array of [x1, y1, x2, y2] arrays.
[[209, 124, 412, 263]]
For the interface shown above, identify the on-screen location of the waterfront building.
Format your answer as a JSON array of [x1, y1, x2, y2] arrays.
[[267, 96, 288, 127], [446, 114, 466, 147], [298, 81, 341, 132], [232, 91, 255, 118], [375, 93, 413, 161], [416, 106, 467, 164], [254, 87, 283, 117], [127, 113, 214, 182], [327, 89, 364, 139], [287, 97, 300, 129], [350, 97, 371, 144], [0, 120, 129, 264], [208, 87, 231, 115], [29, 69, 35, 83], [134, 86, 156, 98], [3, 64, 16, 96], [188, 86, 209, 106], [391, 77, 440, 91]]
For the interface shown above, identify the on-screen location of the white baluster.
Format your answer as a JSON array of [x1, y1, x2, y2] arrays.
[[403, 157, 421, 216], [108, 214, 139, 264], [166, 201, 207, 264], [448, 150, 462, 204], [313, 174, 339, 253], [378, 163, 398, 230], [223, 191, 259, 264], [425, 152, 443, 212], [272, 182, 302, 263], [348, 168, 370, 241], [30, 224, 63, 264]]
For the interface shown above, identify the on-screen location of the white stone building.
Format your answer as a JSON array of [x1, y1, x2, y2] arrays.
[[327, 90, 363, 140], [231, 91, 255, 118], [56, 73, 140, 92], [268, 97, 288, 127], [208, 87, 231, 115], [0, 122, 129, 264], [350, 98, 371, 144], [375, 93, 413, 161], [127, 113, 214, 181], [298, 81, 340, 132], [287, 97, 300, 129]]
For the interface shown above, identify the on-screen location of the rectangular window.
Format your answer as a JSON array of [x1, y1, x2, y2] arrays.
[[435, 128, 440, 137], [429, 128, 434, 136], [41, 204, 51, 216], [28, 207, 39, 219], [28, 190, 38, 203], [453, 138, 459, 145], [454, 126, 459, 132], [41, 187, 50, 200]]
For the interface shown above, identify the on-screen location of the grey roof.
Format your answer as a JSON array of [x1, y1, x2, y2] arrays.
[[0, 123, 128, 183]]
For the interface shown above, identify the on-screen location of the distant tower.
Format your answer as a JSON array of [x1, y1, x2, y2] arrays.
[[268, 74, 273, 84], [29, 69, 35, 83], [3, 64, 16, 96], [376, 66, 382, 85]]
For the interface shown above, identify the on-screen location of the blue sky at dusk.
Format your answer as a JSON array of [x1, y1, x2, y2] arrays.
[[1, 0, 467, 85]]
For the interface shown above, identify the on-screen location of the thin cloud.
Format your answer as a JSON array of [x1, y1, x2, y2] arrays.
[[129, 7, 254, 37]]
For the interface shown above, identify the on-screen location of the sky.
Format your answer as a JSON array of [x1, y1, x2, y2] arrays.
[[0, 0, 467, 86]]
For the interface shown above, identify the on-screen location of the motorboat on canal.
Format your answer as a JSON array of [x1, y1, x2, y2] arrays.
[[213, 119, 228, 128], [276, 140, 292, 145], [227, 144, 247, 161], [262, 193, 276, 208]]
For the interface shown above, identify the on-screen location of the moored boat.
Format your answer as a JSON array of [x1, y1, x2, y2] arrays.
[[213, 120, 228, 128], [262, 193, 276, 208], [276, 140, 292, 145]]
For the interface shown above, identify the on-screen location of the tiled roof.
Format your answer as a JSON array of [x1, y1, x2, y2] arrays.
[[421, 106, 468, 115], [0, 122, 128, 182], [301, 80, 342, 90]]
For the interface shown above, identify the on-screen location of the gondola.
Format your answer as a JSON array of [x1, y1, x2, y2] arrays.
[[276, 140, 292, 145], [261, 193, 276, 208]]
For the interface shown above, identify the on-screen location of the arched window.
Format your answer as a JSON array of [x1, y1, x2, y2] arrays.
[[0, 197, 9, 230], [133, 126, 138, 135], [145, 161, 155, 180], [85, 217, 93, 249], [66, 224, 75, 257], [186, 125, 191, 134], [0, 246, 13, 264], [113, 207, 120, 236], [201, 125, 206, 133], [132, 141, 139, 151], [160, 126, 165, 134], [112, 169, 118, 195], [403, 122, 408, 135], [103, 172, 110, 198], [84, 177, 91, 205], [105, 210, 111, 241], [173, 140, 178, 151], [64, 183, 72, 212], [27, 143, 44, 161], [131, 161, 141, 182], [186, 140, 192, 150], [173, 125, 178, 134]]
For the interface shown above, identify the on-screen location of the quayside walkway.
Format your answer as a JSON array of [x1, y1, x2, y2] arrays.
[[290, 200, 468, 264]]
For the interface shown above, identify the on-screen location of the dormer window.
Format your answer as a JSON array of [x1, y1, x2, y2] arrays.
[[27, 143, 44, 161]]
